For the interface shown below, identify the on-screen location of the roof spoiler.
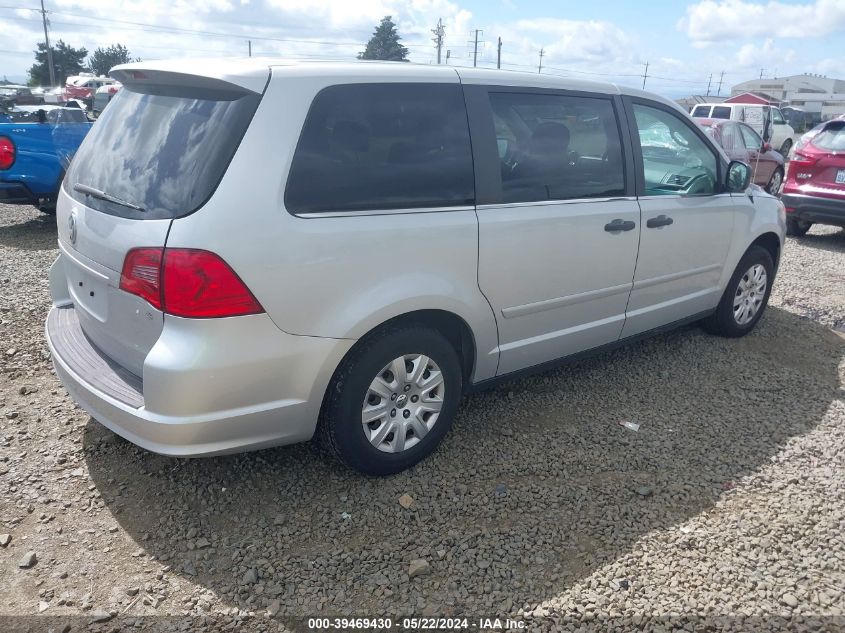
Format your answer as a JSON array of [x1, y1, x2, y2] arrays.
[[109, 68, 266, 95]]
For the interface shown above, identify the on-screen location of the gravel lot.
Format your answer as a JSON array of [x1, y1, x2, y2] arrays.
[[1, 202, 844, 632]]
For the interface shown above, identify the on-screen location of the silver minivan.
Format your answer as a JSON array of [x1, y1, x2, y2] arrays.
[[46, 59, 786, 475]]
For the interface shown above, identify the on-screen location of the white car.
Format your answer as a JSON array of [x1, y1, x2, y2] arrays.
[[46, 59, 786, 475], [691, 102, 796, 157]]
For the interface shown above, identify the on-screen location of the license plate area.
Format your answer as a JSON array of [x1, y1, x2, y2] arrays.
[[836, 169, 845, 185], [66, 255, 111, 322]]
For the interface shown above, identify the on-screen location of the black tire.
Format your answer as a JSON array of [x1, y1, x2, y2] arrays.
[[703, 246, 774, 338], [766, 167, 783, 195], [38, 203, 56, 215], [779, 139, 792, 158], [318, 325, 462, 476], [786, 218, 811, 237]]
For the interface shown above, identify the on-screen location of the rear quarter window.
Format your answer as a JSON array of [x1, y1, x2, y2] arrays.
[[285, 83, 475, 214]]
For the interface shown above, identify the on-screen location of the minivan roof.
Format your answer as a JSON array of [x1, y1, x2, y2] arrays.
[[109, 58, 685, 114]]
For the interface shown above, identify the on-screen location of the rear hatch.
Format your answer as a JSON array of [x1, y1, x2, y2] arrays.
[[56, 65, 265, 376], [806, 122, 845, 197]]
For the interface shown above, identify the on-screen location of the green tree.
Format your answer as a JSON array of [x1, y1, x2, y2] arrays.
[[358, 16, 409, 62], [28, 40, 88, 86], [89, 44, 134, 77]]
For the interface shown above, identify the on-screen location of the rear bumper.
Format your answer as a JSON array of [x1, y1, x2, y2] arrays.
[[781, 192, 845, 226], [0, 180, 38, 205], [46, 303, 354, 457]]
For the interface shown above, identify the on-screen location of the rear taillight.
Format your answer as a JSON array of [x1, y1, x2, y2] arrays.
[[119, 248, 263, 318], [120, 248, 163, 310], [0, 136, 15, 170]]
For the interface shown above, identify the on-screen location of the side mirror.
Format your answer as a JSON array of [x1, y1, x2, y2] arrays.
[[726, 160, 752, 193]]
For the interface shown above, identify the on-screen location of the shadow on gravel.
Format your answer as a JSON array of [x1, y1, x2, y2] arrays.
[[84, 307, 844, 616], [0, 212, 57, 251], [790, 227, 845, 254]]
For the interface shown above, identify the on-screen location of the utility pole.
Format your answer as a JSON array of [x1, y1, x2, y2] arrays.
[[706, 73, 712, 96], [717, 70, 725, 96], [446, 50, 451, 65], [471, 29, 481, 67], [497, 36, 502, 69], [432, 18, 445, 64], [641, 61, 649, 89], [538, 48, 545, 74], [39, 0, 56, 86], [759, 68, 765, 79], [248, 40, 252, 57]]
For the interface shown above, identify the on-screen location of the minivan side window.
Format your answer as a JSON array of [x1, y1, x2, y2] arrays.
[[633, 103, 718, 196], [488, 92, 625, 203], [711, 106, 731, 119], [691, 105, 710, 117], [285, 83, 475, 214]]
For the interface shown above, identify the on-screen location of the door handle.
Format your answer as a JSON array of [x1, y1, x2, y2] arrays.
[[604, 219, 636, 232], [646, 214, 674, 229]]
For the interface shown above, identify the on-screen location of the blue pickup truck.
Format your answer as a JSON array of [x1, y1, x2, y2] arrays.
[[0, 105, 91, 213]]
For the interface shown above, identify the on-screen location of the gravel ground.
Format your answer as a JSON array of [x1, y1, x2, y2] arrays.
[[1, 202, 844, 632]]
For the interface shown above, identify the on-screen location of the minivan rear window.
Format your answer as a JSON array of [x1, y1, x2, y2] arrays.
[[285, 83, 475, 214], [65, 84, 261, 220]]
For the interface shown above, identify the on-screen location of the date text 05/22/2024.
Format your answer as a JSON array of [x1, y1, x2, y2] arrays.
[[307, 617, 526, 630]]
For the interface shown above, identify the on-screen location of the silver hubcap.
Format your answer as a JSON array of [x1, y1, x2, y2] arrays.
[[733, 264, 767, 326], [362, 354, 445, 453], [769, 170, 782, 193]]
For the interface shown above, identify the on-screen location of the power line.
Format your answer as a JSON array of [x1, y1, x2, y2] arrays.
[[39, 0, 55, 85], [431, 18, 444, 65], [470, 29, 482, 67], [497, 36, 501, 70]]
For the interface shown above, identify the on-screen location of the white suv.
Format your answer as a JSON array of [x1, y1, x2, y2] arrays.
[[690, 102, 796, 157], [46, 59, 786, 475]]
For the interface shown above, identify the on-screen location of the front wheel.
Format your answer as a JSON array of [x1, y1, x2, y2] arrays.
[[703, 246, 774, 337], [319, 325, 462, 475]]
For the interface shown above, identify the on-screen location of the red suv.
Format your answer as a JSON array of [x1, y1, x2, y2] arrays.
[[781, 119, 845, 236]]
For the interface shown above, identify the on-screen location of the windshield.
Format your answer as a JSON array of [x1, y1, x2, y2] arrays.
[[65, 83, 261, 220]]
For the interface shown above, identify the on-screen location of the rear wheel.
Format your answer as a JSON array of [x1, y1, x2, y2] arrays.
[[703, 246, 774, 337], [779, 139, 792, 158], [319, 325, 462, 475], [766, 167, 783, 195], [786, 218, 811, 237]]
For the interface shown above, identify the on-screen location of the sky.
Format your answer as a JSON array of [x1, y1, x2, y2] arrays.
[[1, 0, 844, 98]]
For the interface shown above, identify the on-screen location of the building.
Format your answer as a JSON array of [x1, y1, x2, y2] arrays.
[[730, 74, 845, 122]]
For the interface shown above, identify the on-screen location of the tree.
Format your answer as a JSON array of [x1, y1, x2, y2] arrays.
[[89, 44, 134, 77], [358, 16, 409, 62], [28, 40, 88, 87]]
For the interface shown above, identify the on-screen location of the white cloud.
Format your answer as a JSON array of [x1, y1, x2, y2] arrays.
[[736, 38, 795, 67], [679, 0, 845, 44]]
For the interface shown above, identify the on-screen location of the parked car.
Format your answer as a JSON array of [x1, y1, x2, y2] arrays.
[[42, 86, 66, 105], [92, 82, 121, 117], [781, 118, 845, 236], [0, 105, 91, 213], [691, 102, 795, 157], [0, 85, 44, 107], [697, 119, 784, 193], [46, 60, 785, 475], [64, 74, 116, 107]]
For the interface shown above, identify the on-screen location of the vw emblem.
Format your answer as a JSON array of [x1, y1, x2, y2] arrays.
[[68, 211, 78, 245]]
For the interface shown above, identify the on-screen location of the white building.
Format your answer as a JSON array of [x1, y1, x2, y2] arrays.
[[731, 74, 845, 121]]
